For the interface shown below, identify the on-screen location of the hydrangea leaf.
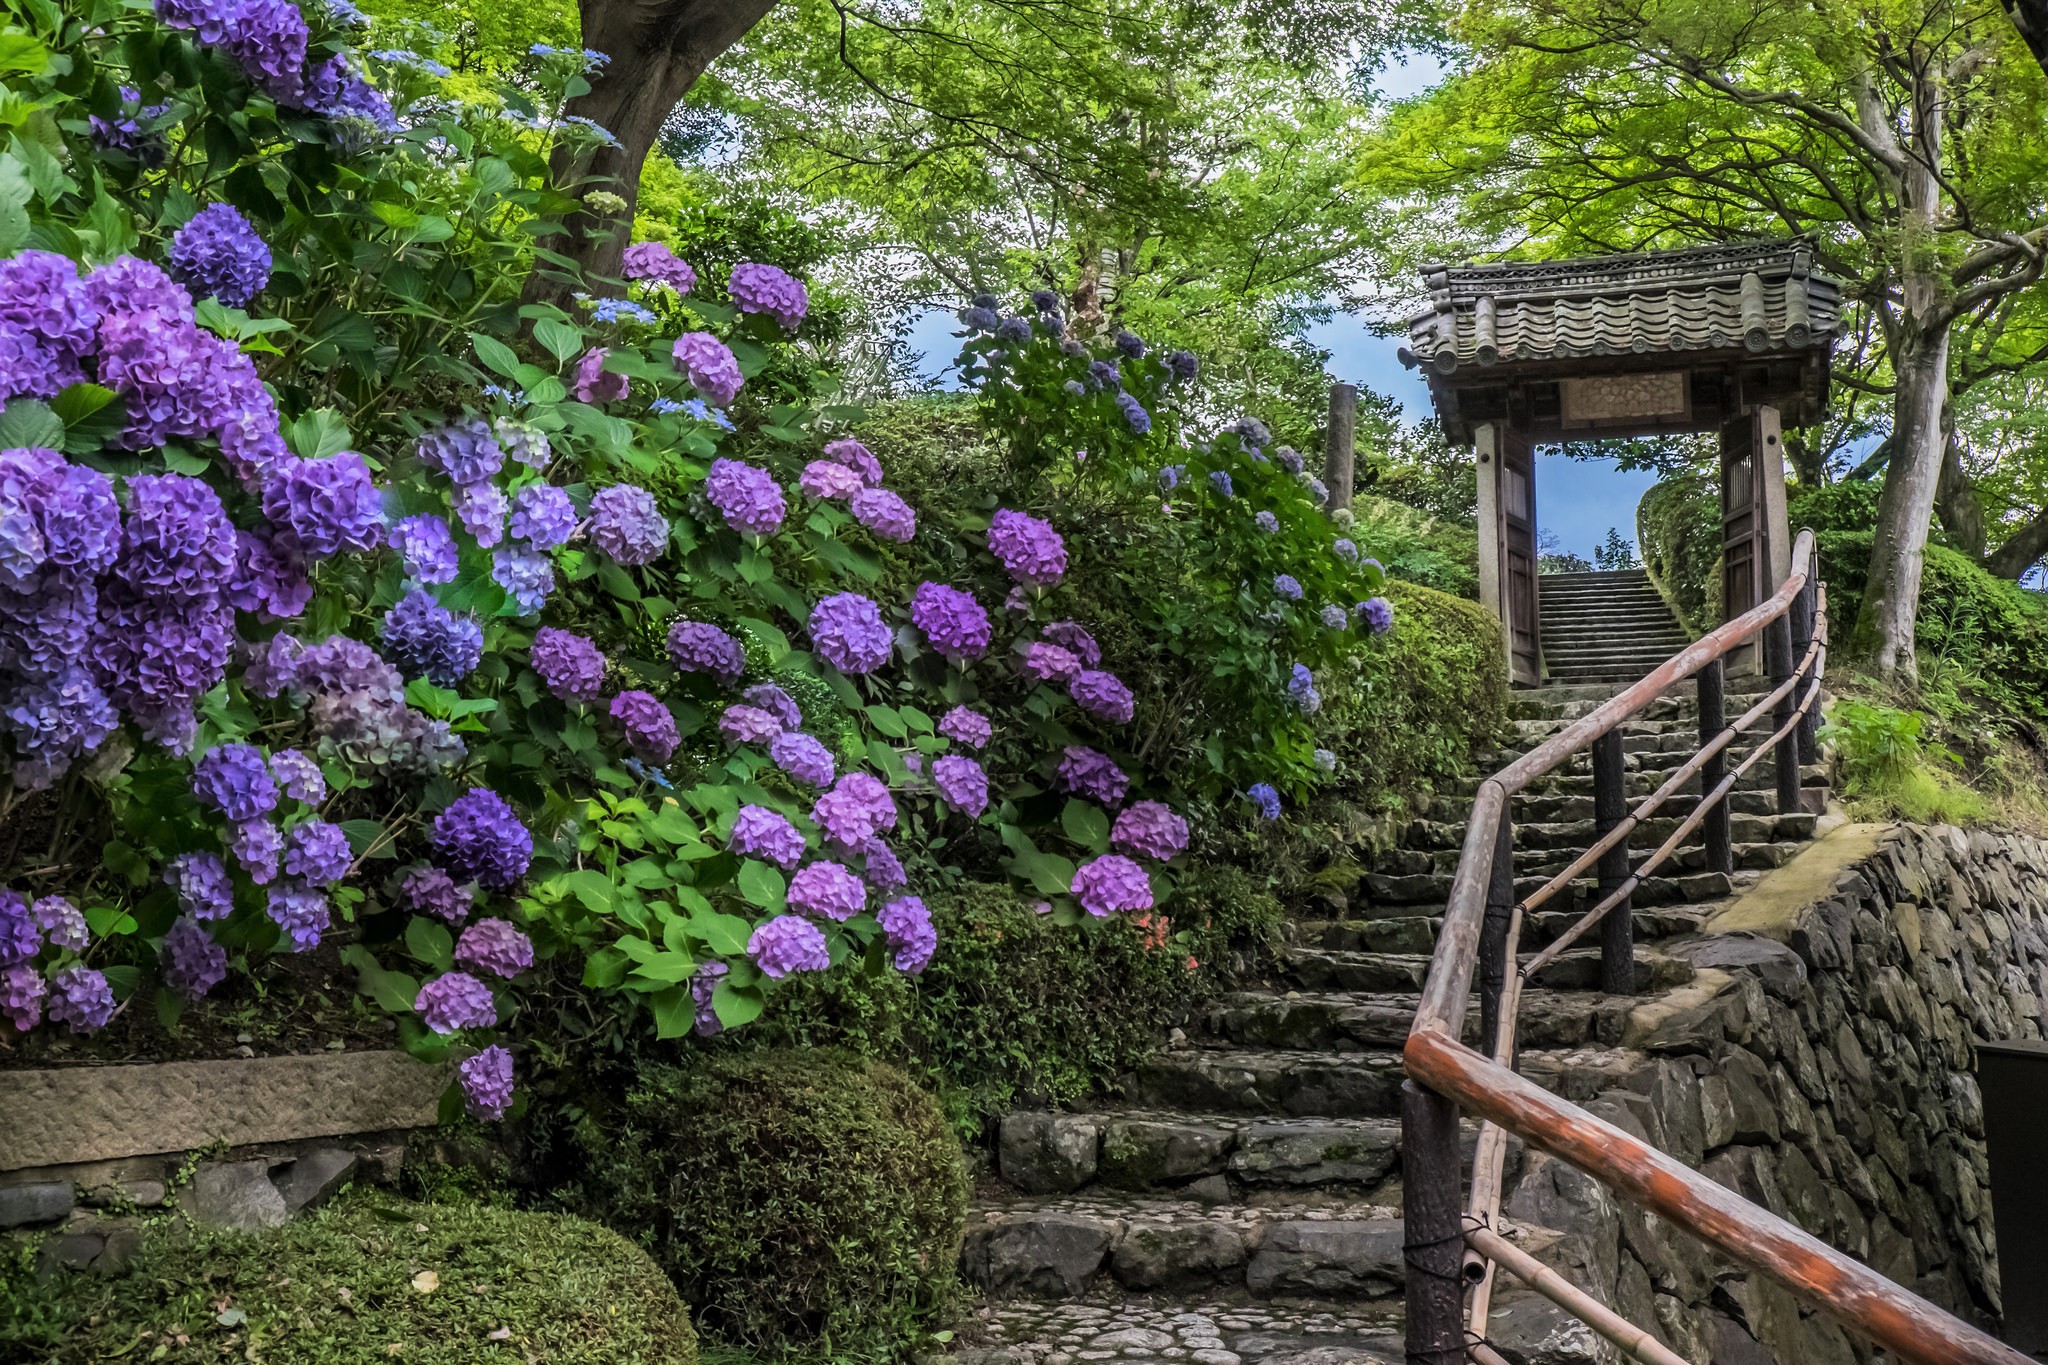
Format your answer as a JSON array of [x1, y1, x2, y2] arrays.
[[1059, 799, 1110, 851], [582, 946, 629, 989], [686, 908, 753, 957], [736, 861, 785, 911], [533, 318, 583, 365], [405, 917, 454, 972], [648, 984, 693, 1038], [863, 705, 908, 739], [626, 950, 696, 988], [0, 398, 64, 451], [711, 980, 766, 1030]]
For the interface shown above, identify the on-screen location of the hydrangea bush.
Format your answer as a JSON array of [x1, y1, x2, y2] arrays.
[[0, 0, 1397, 1120]]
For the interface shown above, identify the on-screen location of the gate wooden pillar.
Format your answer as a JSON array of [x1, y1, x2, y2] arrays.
[[1476, 421, 1542, 687], [1720, 404, 1791, 674]]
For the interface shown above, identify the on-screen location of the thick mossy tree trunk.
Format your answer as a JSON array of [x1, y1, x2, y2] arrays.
[[542, 0, 778, 296], [1857, 327, 1951, 682], [2011, 0, 2048, 73]]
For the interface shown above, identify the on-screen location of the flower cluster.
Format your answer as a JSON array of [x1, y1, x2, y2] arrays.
[[910, 582, 992, 662], [728, 263, 809, 331], [987, 508, 1067, 589], [622, 240, 697, 294], [705, 459, 787, 538]]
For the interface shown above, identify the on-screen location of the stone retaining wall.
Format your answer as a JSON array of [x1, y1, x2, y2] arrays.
[[0, 1049, 450, 1273], [1533, 821, 2043, 1361]]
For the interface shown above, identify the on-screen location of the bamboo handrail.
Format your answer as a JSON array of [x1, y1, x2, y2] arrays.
[[1405, 537, 2030, 1365]]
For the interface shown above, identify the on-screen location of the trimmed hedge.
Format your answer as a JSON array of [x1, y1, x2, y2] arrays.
[[1637, 471, 1722, 635], [573, 1050, 967, 1356], [5, 1196, 696, 1365], [1347, 494, 1480, 600]]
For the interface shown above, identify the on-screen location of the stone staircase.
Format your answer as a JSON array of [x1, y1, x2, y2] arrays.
[[1538, 571, 1691, 685], [951, 679, 1830, 1365]]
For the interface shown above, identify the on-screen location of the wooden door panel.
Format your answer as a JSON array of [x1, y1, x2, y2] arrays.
[[1501, 432, 1540, 684], [1721, 412, 1765, 673]]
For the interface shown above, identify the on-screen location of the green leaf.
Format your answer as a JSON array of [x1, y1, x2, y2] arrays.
[[864, 704, 909, 738], [627, 949, 697, 985], [736, 861, 786, 910], [342, 945, 422, 1014], [649, 985, 694, 1039], [1006, 849, 1077, 898], [101, 965, 141, 999], [563, 868, 622, 916], [288, 409, 354, 460], [154, 987, 187, 1034], [1060, 799, 1111, 850], [84, 905, 137, 938], [712, 980, 766, 1029], [339, 819, 396, 860], [0, 399, 64, 451], [533, 318, 585, 365], [405, 917, 454, 972], [471, 331, 522, 378], [0, 33, 51, 76], [687, 909, 754, 956], [582, 947, 629, 988]]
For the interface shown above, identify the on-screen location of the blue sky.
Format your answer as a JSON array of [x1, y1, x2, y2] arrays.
[[896, 46, 1655, 566]]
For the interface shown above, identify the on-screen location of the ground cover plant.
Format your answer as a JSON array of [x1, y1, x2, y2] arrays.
[[0, 0, 1400, 1136]]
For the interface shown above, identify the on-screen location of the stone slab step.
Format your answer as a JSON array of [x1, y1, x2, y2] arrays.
[[1427, 839, 1803, 878], [960, 1194, 1406, 1300], [1200, 989, 1634, 1053], [998, 1109, 1409, 1196], [950, 1297, 1409, 1365], [1129, 1048, 1409, 1120], [1430, 788, 1809, 825], [1401, 811, 1815, 852], [1282, 947, 1693, 997], [1360, 866, 1733, 907], [1287, 903, 1718, 959]]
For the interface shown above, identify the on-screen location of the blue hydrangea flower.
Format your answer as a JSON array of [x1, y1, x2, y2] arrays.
[[1209, 470, 1233, 497], [1320, 604, 1349, 630], [167, 204, 272, 308], [381, 588, 483, 687], [1287, 662, 1321, 715], [1158, 464, 1183, 491], [1273, 574, 1303, 600], [492, 547, 554, 615], [589, 297, 657, 326], [1333, 537, 1359, 563], [1256, 511, 1279, 534], [1247, 783, 1281, 821], [1116, 391, 1150, 434]]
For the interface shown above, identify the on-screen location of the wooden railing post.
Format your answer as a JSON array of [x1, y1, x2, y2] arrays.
[[1591, 730, 1633, 995], [1402, 1079, 1467, 1365], [1478, 806, 1515, 1056], [1766, 611, 1800, 814], [1696, 658, 1733, 876], [1791, 572, 1820, 765], [1323, 382, 1357, 512]]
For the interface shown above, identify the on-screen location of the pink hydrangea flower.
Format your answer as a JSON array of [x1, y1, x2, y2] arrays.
[[622, 240, 696, 293], [1111, 800, 1190, 862], [728, 262, 809, 331], [731, 804, 806, 868], [811, 771, 897, 849], [932, 754, 989, 818], [573, 346, 628, 403], [799, 460, 864, 501], [1040, 621, 1101, 666], [1056, 745, 1128, 806], [1071, 854, 1153, 917], [788, 860, 866, 921], [719, 703, 783, 746], [1019, 641, 1081, 684], [850, 487, 916, 542], [454, 917, 534, 979], [822, 437, 882, 486], [672, 332, 743, 406]]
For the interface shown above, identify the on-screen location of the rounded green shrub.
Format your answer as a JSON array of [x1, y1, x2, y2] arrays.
[[1637, 471, 1724, 635], [6, 1195, 696, 1365], [577, 1050, 968, 1353]]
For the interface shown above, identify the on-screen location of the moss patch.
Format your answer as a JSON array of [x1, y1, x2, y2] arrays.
[[3, 1194, 697, 1365]]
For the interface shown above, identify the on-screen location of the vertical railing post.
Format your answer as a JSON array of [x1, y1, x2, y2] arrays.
[[1477, 805, 1515, 1057], [1323, 382, 1358, 513], [1591, 730, 1633, 996], [1402, 1079, 1467, 1365], [1791, 571, 1820, 766], [1697, 658, 1733, 876], [1766, 610, 1800, 814]]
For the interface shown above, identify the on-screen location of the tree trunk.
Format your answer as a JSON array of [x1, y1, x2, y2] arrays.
[[1986, 510, 2048, 579], [2011, 0, 2048, 73], [1933, 426, 1986, 559], [538, 0, 779, 299], [1855, 329, 1950, 682]]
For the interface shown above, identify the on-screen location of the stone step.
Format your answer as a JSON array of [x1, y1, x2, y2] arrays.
[[1130, 1047, 1410, 1119], [1282, 947, 1694, 998], [1292, 904, 1717, 959], [1541, 628, 1690, 647], [1508, 686, 1775, 719], [1446, 763, 1826, 803], [1359, 866, 1733, 907], [951, 1297, 1409, 1365], [1400, 810, 1815, 852], [959, 1193, 1407, 1301], [997, 1109, 1409, 1196], [1426, 839, 1803, 878], [1430, 787, 1813, 826], [1200, 988, 1634, 1053]]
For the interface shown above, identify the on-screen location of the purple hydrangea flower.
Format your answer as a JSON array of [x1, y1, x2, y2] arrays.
[[1069, 670, 1135, 724], [1087, 359, 1120, 391], [672, 333, 743, 406], [33, 897, 89, 953], [1117, 392, 1151, 434], [46, 964, 116, 1033], [460, 1044, 515, 1119], [1320, 604, 1349, 630], [400, 864, 472, 924], [1070, 854, 1153, 917], [1040, 621, 1101, 667], [268, 748, 326, 805], [167, 204, 271, 308], [193, 742, 279, 822], [879, 895, 936, 973], [987, 508, 1067, 588], [1114, 329, 1147, 358], [1304, 475, 1329, 505], [728, 262, 809, 330], [798, 461, 864, 501], [492, 546, 555, 615], [117, 474, 236, 598], [1019, 641, 1081, 685], [573, 347, 628, 404], [959, 304, 998, 332], [529, 627, 607, 703], [1247, 783, 1282, 820], [748, 913, 830, 978], [932, 754, 989, 818], [622, 241, 697, 293], [849, 487, 916, 542], [1278, 446, 1305, 474], [0, 252, 96, 378], [704, 459, 787, 538], [811, 771, 897, 849], [416, 970, 497, 1032], [610, 690, 679, 763], [381, 589, 483, 688], [1256, 510, 1280, 535], [385, 514, 460, 585], [495, 418, 550, 469], [730, 805, 806, 869], [808, 593, 892, 674], [718, 703, 782, 747], [938, 706, 991, 749], [230, 817, 283, 885], [1056, 745, 1128, 807], [1, 963, 44, 1031], [0, 890, 39, 965], [1287, 663, 1321, 715], [509, 483, 577, 549], [1333, 537, 1359, 563], [417, 419, 504, 490], [770, 731, 836, 787], [266, 882, 328, 949], [227, 530, 313, 620], [690, 961, 727, 1036], [430, 789, 533, 891], [453, 482, 508, 548], [1357, 596, 1394, 634], [910, 582, 991, 662], [90, 592, 232, 751], [1273, 573, 1303, 600], [1111, 801, 1189, 861], [454, 917, 534, 979], [1158, 464, 1183, 491], [2, 451, 120, 586], [861, 838, 906, 893], [2, 666, 119, 788], [165, 851, 234, 921], [667, 619, 745, 682], [262, 454, 385, 560], [161, 916, 228, 999], [282, 819, 351, 884], [740, 683, 801, 731], [788, 860, 866, 921], [1209, 470, 1233, 497], [1313, 748, 1337, 773], [822, 438, 882, 486], [588, 484, 667, 565]]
